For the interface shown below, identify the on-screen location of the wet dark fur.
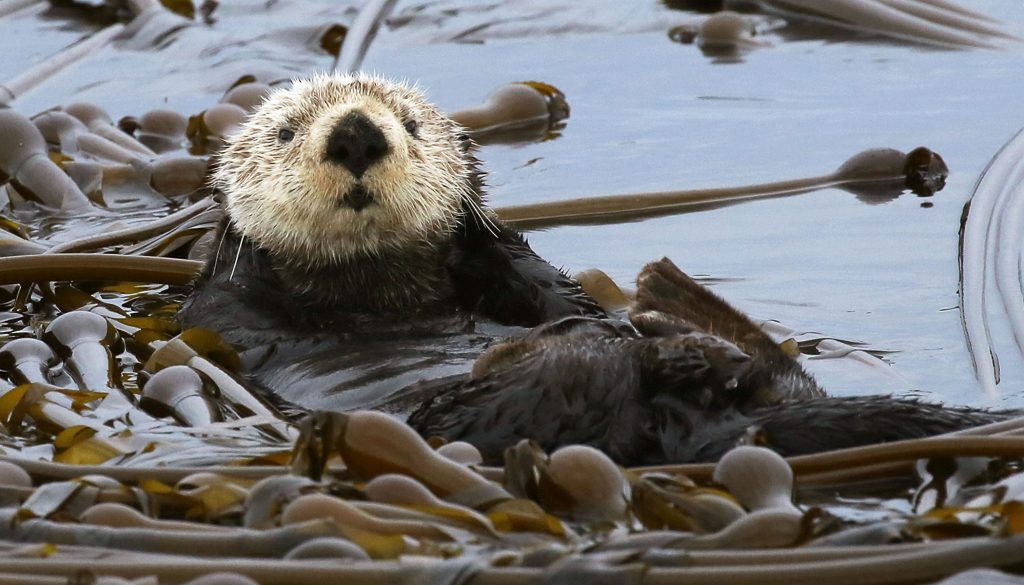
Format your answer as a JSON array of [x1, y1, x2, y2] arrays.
[[181, 146, 1013, 464], [409, 259, 1017, 465], [178, 163, 606, 409]]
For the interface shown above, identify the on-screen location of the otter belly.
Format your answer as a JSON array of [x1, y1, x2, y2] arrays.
[[238, 319, 529, 414]]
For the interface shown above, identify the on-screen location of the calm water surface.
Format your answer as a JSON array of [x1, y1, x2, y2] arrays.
[[4, 0, 1024, 407]]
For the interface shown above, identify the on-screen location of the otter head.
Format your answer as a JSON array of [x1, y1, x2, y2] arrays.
[[215, 73, 478, 264]]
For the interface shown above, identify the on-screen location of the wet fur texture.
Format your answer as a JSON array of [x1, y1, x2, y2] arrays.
[[181, 73, 1014, 465], [409, 259, 1015, 465], [180, 74, 604, 407]]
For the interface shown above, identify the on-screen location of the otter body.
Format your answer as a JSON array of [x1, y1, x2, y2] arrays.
[[409, 259, 1013, 464], [179, 74, 602, 410], [180, 212, 603, 410], [180, 73, 1013, 464]]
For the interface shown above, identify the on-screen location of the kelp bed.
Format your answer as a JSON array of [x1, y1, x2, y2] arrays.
[[1, 0, 1024, 583]]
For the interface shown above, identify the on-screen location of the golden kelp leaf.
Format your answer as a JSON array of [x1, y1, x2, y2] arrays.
[[160, 0, 195, 19], [53, 427, 120, 465], [133, 329, 171, 347], [573, 268, 631, 312], [145, 328, 241, 373], [914, 519, 993, 540], [0, 384, 31, 427], [339, 525, 404, 560], [319, 24, 348, 57], [53, 425, 96, 450], [47, 151, 73, 167], [631, 474, 743, 534], [1001, 501, 1024, 535], [185, 482, 246, 521], [248, 450, 291, 466], [179, 328, 241, 372], [407, 504, 494, 533], [632, 478, 701, 532], [0, 384, 48, 429], [488, 499, 566, 536], [779, 338, 801, 358], [139, 479, 175, 494], [59, 390, 108, 413], [53, 285, 108, 314], [0, 216, 31, 239], [138, 478, 200, 512], [98, 283, 150, 295]]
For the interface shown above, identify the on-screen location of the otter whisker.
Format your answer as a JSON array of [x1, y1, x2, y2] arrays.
[[211, 224, 228, 276], [229, 234, 245, 281]]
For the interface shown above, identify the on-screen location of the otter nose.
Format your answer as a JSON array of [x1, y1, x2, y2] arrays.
[[324, 111, 389, 178]]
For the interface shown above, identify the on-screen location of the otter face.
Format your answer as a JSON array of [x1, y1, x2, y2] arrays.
[[216, 73, 475, 263]]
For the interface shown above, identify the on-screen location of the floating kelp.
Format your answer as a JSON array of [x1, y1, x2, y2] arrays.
[[758, 0, 1021, 48], [0, 0, 1022, 582], [668, 10, 775, 58], [1, 392, 1024, 581], [663, 0, 1022, 50], [0, 23, 124, 107], [334, 0, 397, 74], [496, 146, 947, 229], [959, 127, 1024, 397], [451, 82, 570, 145]]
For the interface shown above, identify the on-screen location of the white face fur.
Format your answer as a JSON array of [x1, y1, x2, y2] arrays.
[[215, 73, 475, 263]]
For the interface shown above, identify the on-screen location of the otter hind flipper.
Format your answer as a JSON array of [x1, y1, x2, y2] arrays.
[[633, 258, 777, 354], [632, 258, 823, 401]]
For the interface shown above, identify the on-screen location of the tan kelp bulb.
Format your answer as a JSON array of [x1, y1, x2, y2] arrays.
[[436, 441, 483, 466], [243, 475, 319, 529], [137, 109, 189, 152], [0, 461, 32, 488], [221, 82, 271, 112], [0, 337, 60, 385], [337, 411, 512, 509], [149, 156, 209, 196], [141, 365, 219, 426], [43, 310, 121, 395], [713, 446, 801, 516], [449, 82, 561, 134], [543, 445, 628, 522], [64, 102, 155, 157], [202, 103, 247, 139], [0, 110, 89, 209]]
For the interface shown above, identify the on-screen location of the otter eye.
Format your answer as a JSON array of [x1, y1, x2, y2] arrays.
[[277, 128, 295, 143], [403, 119, 418, 137]]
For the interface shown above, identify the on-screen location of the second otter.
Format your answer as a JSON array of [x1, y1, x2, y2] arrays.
[[180, 73, 1011, 464]]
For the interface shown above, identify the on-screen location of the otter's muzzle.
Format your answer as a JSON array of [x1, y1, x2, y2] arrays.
[[325, 111, 389, 179]]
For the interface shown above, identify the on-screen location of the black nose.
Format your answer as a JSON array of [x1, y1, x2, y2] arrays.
[[324, 111, 389, 178]]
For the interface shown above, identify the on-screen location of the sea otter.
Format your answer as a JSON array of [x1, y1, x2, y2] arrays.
[[180, 73, 1013, 465]]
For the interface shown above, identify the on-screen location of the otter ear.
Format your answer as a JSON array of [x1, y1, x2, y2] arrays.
[[456, 131, 474, 153]]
